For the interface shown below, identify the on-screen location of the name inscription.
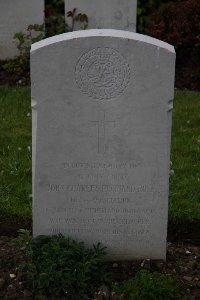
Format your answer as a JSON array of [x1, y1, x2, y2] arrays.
[[48, 184, 159, 193]]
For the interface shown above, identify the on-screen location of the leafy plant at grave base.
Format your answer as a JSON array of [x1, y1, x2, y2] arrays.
[[3, 24, 44, 76], [14, 231, 108, 298], [11, 229, 32, 251], [113, 270, 182, 300]]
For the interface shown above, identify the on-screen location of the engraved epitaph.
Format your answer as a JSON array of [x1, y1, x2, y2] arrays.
[[31, 30, 176, 260]]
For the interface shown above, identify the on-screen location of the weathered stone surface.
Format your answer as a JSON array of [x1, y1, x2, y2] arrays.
[[65, 0, 137, 31], [31, 29, 175, 260], [0, 0, 44, 59]]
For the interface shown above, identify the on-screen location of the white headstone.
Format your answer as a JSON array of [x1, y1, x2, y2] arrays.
[[31, 30, 175, 260], [65, 0, 137, 31], [0, 0, 44, 60]]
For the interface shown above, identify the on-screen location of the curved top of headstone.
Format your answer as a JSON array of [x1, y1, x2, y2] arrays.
[[31, 29, 175, 54]]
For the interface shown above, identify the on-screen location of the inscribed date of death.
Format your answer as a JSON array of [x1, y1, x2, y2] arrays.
[[50, 227, 150, 236], [63, 161, 141, 170]]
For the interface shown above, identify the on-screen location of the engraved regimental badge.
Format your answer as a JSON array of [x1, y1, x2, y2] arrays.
[[75, 47, 130, 100]]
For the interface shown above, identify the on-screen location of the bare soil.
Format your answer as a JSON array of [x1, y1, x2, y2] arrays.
[[0, 68, 30, 87]]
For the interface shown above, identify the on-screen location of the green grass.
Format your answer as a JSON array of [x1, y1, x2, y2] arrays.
[[0, 87, 199, 223], [113, 270, 181, 300], [169, 90, 200, 222], [0, 86, 31, 219]]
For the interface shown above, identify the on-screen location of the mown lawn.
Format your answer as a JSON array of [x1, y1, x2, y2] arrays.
[[0, 86, 199, 223], [169, 90, 200, 222], [0, 86, 31, 219]]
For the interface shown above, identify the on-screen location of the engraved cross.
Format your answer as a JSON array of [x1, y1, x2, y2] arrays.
[[91, 111, 115, 154]]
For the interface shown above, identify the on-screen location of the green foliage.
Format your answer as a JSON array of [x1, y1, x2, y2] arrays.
[[45, 14, 66, 37], [16, 233, 108, 297], [45, 0, 88, 37], [45, 0, 65, 37], [0, 86, 31, 220], [66, 8, 88, 31], [137, 0, 157, 33], [11, 229, 32, 251], [169, 90, 200, 222], [137, 0, 176, 32], [113, 270, 182, 300], [3, 24, 44, 76], [48, 0, 65, 12], [2, 7, 88, 75]]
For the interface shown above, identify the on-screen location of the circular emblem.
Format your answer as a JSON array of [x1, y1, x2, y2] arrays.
[[75, 47, 130, 100]]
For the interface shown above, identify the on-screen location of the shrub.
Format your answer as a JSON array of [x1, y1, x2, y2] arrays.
[[45, 0, 65, 37], [145, 0, 200, 55], [3, 24, 44, 76], [145, 0, 200, 90], [113, 270, 182, 300], [2, 8, 88, 77], [137, 0, 176, 33], [14, 231, 108, 298], [46, 0, 65, 13], [45, 0, 88, 37]]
